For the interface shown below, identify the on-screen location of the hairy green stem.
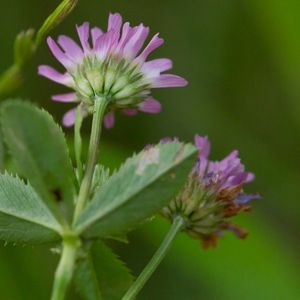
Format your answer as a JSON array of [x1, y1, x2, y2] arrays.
[[122, 216, 185, 300], [50, 238, 80, 300], [74, 97, 108, 221]]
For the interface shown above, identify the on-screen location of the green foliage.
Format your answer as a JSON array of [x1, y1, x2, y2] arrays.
[[74, 254, 102, 300], [75, 241, 133, 300], [91, 164, 110, 197], [1, 100, 75, 223], [75, 142, 197, 238], [35, 0, 79, 47], [0, 173, 61, 244], [14, 29, 35, 68]]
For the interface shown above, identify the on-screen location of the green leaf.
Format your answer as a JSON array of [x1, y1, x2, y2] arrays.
[[1, 100, 75, 223], [91, 164, 110, 197], [75, 142, 197, 238], [0, 173, 61, 244], [74, 241, 133, 300], [74, 254, 102, 300]]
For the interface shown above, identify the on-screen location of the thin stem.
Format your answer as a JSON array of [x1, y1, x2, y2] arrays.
[[122, 216, 185, 300], [50, 238, 80, 300], [74, 106, 83, 183], [73, 97, 108, 221]]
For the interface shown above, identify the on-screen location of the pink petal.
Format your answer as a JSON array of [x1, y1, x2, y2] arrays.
[[63, 108, 77, 127], [95, 30, 118, 60], [108, 13, 123, 34], [142, 58, 173, 73], [138, 34, 164, 62], [123, 24, 150, 59], [91, 27, 103, 48], [194, 135, 211, 159], [58, 35, 84, 62], [152, 74, 188, 88], [104, 111, 115, 128], [115, 22, 132, 54], [63, 106, 88, 127], [38, 65, 74, 87], [51, 93, 77, 103], [139, 98, 161, 114], [76, 22, 90, 52], [47, 37, 74, 69]]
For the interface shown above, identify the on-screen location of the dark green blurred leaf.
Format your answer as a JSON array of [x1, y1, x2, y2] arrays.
[[75, 142, 197, 238], [1, 100, 75, 223], [74, 254, 102, 300], [0, 173, 61, 244], [75, 240, 133, 300]]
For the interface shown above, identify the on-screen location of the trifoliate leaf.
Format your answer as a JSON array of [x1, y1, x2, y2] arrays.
[[75, 142, 197, 238], [1, 100, 75, 223], [0, 173, 61, 244]]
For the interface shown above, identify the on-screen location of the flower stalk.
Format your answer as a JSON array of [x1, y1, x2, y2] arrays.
[[73, 96, 108, 221], [50, 237, 81, 300], [122, 216, 185, 300]]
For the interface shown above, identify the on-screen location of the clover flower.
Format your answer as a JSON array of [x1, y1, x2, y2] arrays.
[[38, 12, 187, 128], [161, 135, 260, 248]]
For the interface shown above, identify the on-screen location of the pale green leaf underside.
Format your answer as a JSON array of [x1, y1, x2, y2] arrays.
[[1, 100, 75, 222], [0, 173, 61, 244], [76, 142, 197, 238], [74, 241, 133, 300]]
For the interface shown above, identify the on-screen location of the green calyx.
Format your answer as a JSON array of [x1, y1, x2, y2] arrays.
[[71, 55, 151, 108]]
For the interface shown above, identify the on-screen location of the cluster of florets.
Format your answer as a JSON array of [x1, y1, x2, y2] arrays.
[[39, 12, 187, 128], [161, 135, 260, 248]]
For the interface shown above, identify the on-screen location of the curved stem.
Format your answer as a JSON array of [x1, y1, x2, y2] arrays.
[[73, 97, 108, 221], [122, 216, 185, 300], [50, 238, 80, 300]]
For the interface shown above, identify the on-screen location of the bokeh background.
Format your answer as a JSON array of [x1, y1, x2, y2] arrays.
[[0, 0, 300, 299]]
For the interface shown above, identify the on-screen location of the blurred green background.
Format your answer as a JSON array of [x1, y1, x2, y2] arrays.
[[0, 0, 300, 299]]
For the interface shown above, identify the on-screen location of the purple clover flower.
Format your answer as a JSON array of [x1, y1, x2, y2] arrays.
[[38, 12, 187, 128], [161, 135, 260, 248]]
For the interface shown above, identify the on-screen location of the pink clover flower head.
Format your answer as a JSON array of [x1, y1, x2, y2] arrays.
[[38, 12, 187, 128], [161, 134, 261, 248]]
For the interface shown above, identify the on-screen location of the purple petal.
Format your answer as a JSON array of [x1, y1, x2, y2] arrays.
[[108, 13, 123, 33], [76, 22, 90, 52], [51, 93, 77, 103], [138, 33, 164, 62], [63, 108, 76, 127], [104, 111, 115, 128], [38, 65, 74, 87], [228, 172, 251, 186], [235, 193, 261, 205], [58, 35, 84, 62], [142, 58, 173, 76], [62, 106, 88, 127], [139, 98, 161, 114], [91, 27, 103, 48], [152, 74, 188, 88], [95, 30, 118, 60], [47, 37, 74, 69], [115, 22, 133, 54], [194, 135, 211, 159], [123, 24, 150, 59]]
